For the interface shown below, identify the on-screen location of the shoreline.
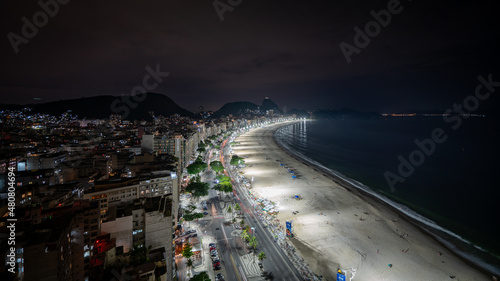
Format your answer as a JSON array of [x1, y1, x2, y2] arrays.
[[272, 121, 498, 279], [233, 120, 493, 281]]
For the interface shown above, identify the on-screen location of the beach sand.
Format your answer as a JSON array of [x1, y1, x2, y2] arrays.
[[232, 121, 491, 281]]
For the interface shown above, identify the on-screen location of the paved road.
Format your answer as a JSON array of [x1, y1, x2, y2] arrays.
[[201, 169, 243, 281], [221, 135, 304, 281]]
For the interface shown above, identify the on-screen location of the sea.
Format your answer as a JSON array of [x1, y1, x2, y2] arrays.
[[274, 117, 500, 276]]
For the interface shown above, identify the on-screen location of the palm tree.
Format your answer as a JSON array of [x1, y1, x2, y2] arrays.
[[241, 229, 249, 242], [258, 251, 266, 271], [182, 242, 194, 260], [248, 236, 258, 253]]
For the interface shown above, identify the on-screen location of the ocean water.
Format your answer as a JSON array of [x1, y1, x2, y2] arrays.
[[275, 117, 500, 275]]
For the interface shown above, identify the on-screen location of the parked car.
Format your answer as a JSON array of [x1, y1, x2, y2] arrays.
[[209, 243, 216, 248], [216, 273, 224, 280], [213, 265, 221, 270], [210, 246, 216, 251]]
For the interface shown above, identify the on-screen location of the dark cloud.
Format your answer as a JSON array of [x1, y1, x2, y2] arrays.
[[1, 0, 499, 112]]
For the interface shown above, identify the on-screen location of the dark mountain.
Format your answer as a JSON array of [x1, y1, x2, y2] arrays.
[[212, 97, 283, 118], [0, 93, 193, 120], [211, 101, 259, 118], [260, 97, 281, 113]]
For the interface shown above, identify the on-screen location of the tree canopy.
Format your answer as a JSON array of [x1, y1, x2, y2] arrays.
[[185, 181, 210, 198], [186, 159, 208, 176], [189, 271, 210, 281], [216, 174, 231, 183], [210, 161, 224, 174], [230, 155, 245, 166], [220, 182, 233, 194], [183, 212, 203, 221], [258, 252, 266, 261], [213, 182, 233, 194]]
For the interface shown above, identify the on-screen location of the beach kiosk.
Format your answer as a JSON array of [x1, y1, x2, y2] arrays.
[[337, 269, 346, 281], [286, 220, 293, 237]]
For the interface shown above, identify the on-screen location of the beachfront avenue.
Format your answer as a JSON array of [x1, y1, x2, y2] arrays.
[[176, 120, 306, 281], [219, 124, 305, 281]]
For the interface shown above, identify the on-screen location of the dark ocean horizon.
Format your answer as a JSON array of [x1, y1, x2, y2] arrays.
[[274, 117, 500, 275]]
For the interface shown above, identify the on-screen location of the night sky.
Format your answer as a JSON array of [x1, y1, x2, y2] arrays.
[[1, 0, 499, 113]]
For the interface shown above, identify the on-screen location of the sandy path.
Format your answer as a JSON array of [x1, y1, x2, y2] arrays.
[[232, 121, 490, 281]]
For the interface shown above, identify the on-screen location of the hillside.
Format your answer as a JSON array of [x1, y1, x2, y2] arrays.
[[0, 93, 193, 120]]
